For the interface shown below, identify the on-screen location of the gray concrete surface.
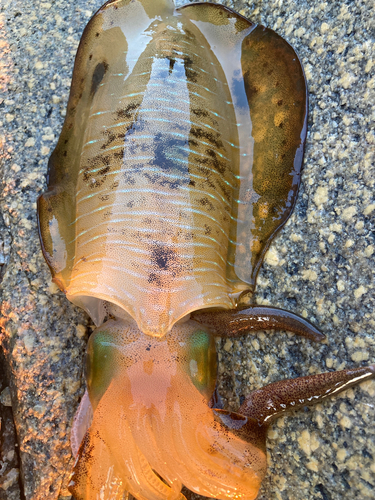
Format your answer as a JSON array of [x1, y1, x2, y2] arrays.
[[0, 0, 374, 499]]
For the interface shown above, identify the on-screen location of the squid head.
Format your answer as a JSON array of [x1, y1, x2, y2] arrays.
[[70, 318, 267, 500]]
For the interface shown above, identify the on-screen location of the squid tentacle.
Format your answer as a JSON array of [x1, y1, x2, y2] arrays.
[[191, 305, 325, 342], [239, 364, 375, 425]]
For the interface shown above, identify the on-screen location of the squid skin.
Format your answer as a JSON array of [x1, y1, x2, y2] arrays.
[[35, 0, 375, 499]]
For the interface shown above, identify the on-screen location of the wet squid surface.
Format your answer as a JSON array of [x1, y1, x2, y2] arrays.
[[37, 0, 375, 499], [38, 0, 307, 337]]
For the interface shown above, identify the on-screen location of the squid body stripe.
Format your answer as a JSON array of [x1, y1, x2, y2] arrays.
[[72, 244, 228, 267], [80, 143, 123, 156], [72, 256, 227, 283], [75, 237, 227, 261], [77, 157, 154, 176], [170, 48, 203, 61], [69, 281, 136, 302], [178, 290, 230, 309], [77, 183, 231, 207], [119, 88, 179, 100], [148, 79, 217, 97], [77, 160, 236, 191], [132, 114, 224, 139], [114, 90, 145, 100], [127, 70, 151, 78], [166, 155, 233, 183], [138, 106, 191, 116], [175, 145, 231, 162], [73, 252, 224, 269], [76, 167, 234, 193], [104, 112, 228, 147], [134, 282, 227, 296], [71, 204, 229, 226], [185, 135, 239, 152], [104, 97, 227, 125], [72, 211, 234, 243], [70, 264, 152, 281], [70, 270, 210, 295], [73, 247, 227, 270], [73, 223, 227, 247], [82, 139, 101, 147], [77, 156, 234, 186], [70, 265, 225, 291]]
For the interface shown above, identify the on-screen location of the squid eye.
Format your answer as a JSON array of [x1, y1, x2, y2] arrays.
[[85, 329, 118, 410], [186, 329, 217, 400]]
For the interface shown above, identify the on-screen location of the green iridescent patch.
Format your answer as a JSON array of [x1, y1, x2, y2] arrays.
[[86, 329, 120, 409], [186, 329, 217, 400]]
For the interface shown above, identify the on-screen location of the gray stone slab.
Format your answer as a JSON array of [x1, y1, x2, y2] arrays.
[[0, 0, 374, 499]]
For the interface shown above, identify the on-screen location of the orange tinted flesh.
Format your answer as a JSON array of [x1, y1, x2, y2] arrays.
[[70, 319, 266, 500], [37, 0, 307, 336]]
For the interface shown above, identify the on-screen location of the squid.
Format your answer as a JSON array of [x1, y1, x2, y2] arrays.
[[37, 1, 375, 499]]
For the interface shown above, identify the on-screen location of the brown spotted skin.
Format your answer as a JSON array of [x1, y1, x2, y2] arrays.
[[37, 0, 307, 336], [191, 305, 325, 342], [239, 365, 375, 426]]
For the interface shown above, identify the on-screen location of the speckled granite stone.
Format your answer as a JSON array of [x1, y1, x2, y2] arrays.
[[0, 351, 21, 500], [0, 0, 374, 499]]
